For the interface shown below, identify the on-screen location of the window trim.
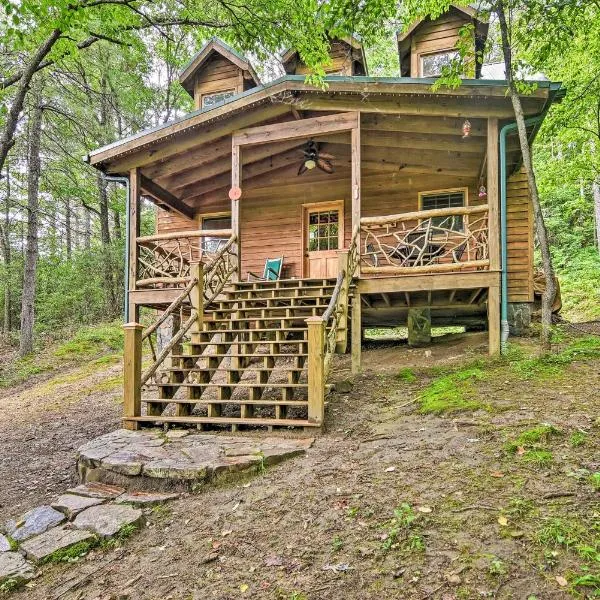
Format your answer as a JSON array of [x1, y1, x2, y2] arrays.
[[197, 211, 232, 256], [418, 49, 460, 78], [418, 187, 468, 234], [200, 89, 236, 109]]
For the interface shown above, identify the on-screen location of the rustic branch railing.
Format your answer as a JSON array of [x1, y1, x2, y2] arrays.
[[306, 227, 359, 425], [360, 206, 489, 275], [202, 235, 238, 304], [135, 229, 233, 288]]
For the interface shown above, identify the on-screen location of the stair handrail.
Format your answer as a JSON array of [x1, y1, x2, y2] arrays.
[[203, 234, 238, 304]]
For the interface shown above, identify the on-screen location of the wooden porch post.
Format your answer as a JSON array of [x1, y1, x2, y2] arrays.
[[123, 322, 143, 430], [336, 250, 350, 353], [351, 117, 361, 276], [351, 293, 362, 374], [189, 261, 204, 333], [231, 142, 241, 281], [306, 316, 325, 424], [487, 118, 501, 355], [128, 168, 141, 322]]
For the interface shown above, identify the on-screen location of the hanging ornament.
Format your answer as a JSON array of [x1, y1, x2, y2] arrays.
[[462, 119, 472, 138], [478, 185, 487, 199]]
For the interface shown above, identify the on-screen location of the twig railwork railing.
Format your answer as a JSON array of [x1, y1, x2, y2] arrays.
[[360, 206, 489, 275], [306, 227, 359, 425], [123, 235, 239, 429], [135, 229, 233, 289]]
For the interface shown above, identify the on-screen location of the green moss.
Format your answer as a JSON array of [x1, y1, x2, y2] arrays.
[[570, 431, 588, 447], [40, 538, 98, 564], [589, 472, 600, 491], [418, 367, 486, 415], [54, 322, 123, 358], [99, 523, 139, 549], [504, 424, 560, 453], [521, 449, 553, 467]]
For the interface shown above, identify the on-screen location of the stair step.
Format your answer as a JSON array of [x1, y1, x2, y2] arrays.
[[162, 366, 305, 373], [157, 382, 308, 389], [197, 327, 309, 335], [127, 415, 320, 427], [212, 294, 332, 305], [144, 398, 307, 406], [171, 353, 308, 359]]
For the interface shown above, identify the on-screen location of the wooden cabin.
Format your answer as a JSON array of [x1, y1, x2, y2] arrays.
[[88, 12, 563, 431]]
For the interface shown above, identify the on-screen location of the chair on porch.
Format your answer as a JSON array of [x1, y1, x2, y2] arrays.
[[247, 256, 284, 282]]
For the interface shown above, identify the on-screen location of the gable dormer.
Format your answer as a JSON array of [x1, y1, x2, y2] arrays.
[[179, 38, 261, 110], [282, 36, 368, 76], [397, 5, 488, 78]]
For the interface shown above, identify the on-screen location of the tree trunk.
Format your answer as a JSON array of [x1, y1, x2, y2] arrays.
[[83, 206, 91, 250], [496, 1, 556, 350], [65, 198, 72, 259], [1, 163, 12, 334], [113, 208, 122, 242], [20, 100, 43, 356], [593, 177, 600, 254], [96, 172, 117, 315]]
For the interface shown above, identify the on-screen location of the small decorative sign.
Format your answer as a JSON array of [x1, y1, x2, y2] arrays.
[[229, 186, 242, 201]]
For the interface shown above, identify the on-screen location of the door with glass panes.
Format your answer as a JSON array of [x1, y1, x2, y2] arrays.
[[303, 201, 344, 278]]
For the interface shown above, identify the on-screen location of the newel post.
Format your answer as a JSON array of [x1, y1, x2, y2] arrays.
[[123, 322, 143, 430], [336, 250, 350, 353], [306, 316, 325, 425], [189, 261, 204, 333]]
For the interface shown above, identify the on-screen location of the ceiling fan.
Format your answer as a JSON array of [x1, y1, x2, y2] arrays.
[[298, 140, 335, 175]]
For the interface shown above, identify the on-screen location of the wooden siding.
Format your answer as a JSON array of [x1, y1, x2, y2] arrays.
[[290, 41, 362, 76], [506, 168, 534, 302], [192, 55, 244, 110]]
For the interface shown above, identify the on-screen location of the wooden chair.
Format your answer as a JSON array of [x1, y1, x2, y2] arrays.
[[247, 256, 284, 282]]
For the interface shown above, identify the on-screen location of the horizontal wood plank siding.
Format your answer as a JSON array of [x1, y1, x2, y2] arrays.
[[506, 168, 534, 302], [193, 55, 243, 109]]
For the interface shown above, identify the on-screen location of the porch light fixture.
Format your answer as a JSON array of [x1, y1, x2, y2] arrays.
[[478, 185, 487, 199], [304, 157, 317, 170], [462, 119, 472, 138]]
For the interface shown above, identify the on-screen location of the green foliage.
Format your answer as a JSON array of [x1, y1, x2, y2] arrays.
[[521, 449, 553, 467], [418, 367, 486, 415], [396, 367, 417, 383], [380, 503, 420, 553], [570, 431, 588, 447], [589, 473, 600, 491], [40, 538, 98, 564], [331, 535, 344, 552], [505, 424, 560, 454], [54, 322, 123, 358]]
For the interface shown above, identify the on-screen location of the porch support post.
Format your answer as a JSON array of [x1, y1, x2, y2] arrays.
[[351, 293, 362, 374], [306, 316, 325, 425], [231, 141, 241, 281], [128, 168, 141, 322], [487, 118, 500, 271], [351, 116, 361, 276], [123, 322, 143, 430], [336, 250, 350, 353], [487, 118, 500, 355]]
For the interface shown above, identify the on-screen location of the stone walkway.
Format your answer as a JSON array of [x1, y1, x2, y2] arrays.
[[0, 429, 313, 592]]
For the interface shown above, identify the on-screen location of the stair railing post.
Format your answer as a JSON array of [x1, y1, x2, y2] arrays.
[[306, 316, 325, 425], [123, 322, 143, 430], [336, 250, 350, 353], [189, 261, 204, 333]]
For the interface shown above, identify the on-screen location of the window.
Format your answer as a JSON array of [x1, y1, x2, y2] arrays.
[[201, 89, 235, 108], [420, 190, 465, 231], [201, 215, 231, 254], [308, 210, 339, 251], [420, 50, 459, 77]]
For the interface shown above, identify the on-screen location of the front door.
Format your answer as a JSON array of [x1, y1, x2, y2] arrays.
[[303, 201, 344, 278]]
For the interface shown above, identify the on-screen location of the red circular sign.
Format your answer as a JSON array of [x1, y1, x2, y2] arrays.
[[229, 186, 242, 201]]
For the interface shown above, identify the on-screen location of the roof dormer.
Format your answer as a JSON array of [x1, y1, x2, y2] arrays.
[[179, 38, 261, 110], [397, 5, 488, 78], [282, 36, 368, 76]]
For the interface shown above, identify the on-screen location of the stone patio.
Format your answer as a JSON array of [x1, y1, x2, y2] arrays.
[[77, 429, 314, 491], [0, 429, 313, 591]]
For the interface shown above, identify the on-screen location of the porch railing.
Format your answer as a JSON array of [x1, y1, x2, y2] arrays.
[[360, 205, 489, 275], [135, 229, 233, 288], [123, 234, 238, 428], [306, 226, 359, 424]]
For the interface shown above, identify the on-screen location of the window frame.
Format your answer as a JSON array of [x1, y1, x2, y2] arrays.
[[418, 49, 460, 78], [418, 187, 468, 234], [200, 89, 236, 109], [198, 211, 232, 256]]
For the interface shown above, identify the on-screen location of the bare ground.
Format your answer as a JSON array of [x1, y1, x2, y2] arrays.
[[3, 332, 600, 599]]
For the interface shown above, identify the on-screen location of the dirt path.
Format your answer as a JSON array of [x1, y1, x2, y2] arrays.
[[0, 359, 122, 521], [8, 332, 599, 600]]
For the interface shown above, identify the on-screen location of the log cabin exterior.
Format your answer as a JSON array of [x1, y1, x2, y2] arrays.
[[87, 10, 563, 431]]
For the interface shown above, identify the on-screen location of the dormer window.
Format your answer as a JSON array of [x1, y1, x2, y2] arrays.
[[420, 50, 459, 77], [201, 89, 235, 109]]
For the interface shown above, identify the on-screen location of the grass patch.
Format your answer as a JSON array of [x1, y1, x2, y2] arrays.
[[90, 374, 123, 393], [418, 367, 486, 415], [54, 322, 123, 358], [99, 523, 139, 549], [40, 538, 98, 564], [589, 473, 600, 491], [504, 424, 560, 454], [380, 503, 423, 553], [396, 367, 417, 383], [521, 449, 553, 467], [570, 431, 588, 447]]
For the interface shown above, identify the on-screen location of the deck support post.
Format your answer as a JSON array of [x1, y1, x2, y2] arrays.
[[123, 322, 143, 430], [306, 316, 325, 425], [408, 307, 431, 347], [336, 250, 350, 353], [128, 168, 141, 322], [189, 261, 204, 333], [488, 281, 500, 355], [351, 293, 362, 374]]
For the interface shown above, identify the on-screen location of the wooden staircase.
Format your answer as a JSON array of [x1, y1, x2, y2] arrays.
[[133, 278, 338, 430]]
